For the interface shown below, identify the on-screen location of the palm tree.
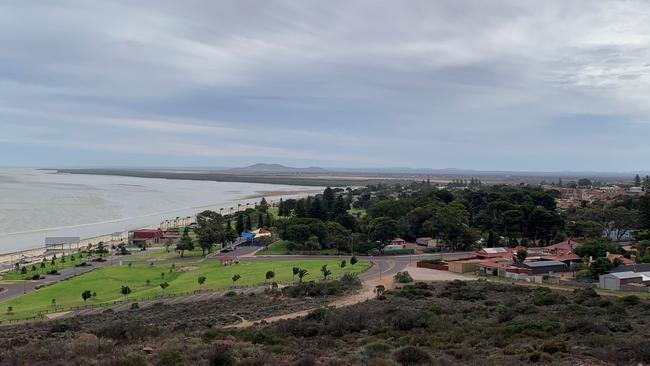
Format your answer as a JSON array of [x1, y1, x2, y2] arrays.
[[321, 265, 332, 281], [298, 269, 309, 283], [198, 276, 206, 287], [292, 267, 300, 281], [265, 270, 275, 284], [231, 274, 241, 287], [121, 285, 131, 299], [159, 282, 169, 295]]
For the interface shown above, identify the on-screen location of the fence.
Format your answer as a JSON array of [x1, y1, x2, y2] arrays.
[[416, 262, 448, 270]]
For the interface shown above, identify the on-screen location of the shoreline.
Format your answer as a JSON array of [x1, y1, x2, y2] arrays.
[[0, 188, 320, 268]]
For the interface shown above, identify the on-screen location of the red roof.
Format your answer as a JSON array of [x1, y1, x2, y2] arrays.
[[132, 229, 164, 240], [607, 253, 634, 265], [545, 239, 581, 254]]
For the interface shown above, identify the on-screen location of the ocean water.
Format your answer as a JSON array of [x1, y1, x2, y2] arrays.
[[0, 169, 317, 252]]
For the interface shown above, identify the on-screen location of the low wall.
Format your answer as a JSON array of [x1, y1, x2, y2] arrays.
[[417, 262, 448, 271]]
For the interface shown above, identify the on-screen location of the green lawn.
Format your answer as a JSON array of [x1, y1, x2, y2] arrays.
[[0, 259, 368, 320], [255, 240, 340, 256], [0, 252, 109, 281], [255, 240, 290, 255], [128, 246, 216, 262]]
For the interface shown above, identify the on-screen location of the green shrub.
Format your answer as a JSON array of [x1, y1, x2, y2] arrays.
[[393, 271, 413, 283]]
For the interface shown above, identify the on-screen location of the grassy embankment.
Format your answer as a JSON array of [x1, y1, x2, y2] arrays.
[[0, 259, 368, 320]]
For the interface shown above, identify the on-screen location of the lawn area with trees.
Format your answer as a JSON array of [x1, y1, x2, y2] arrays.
[[0, 259, 368, 320]]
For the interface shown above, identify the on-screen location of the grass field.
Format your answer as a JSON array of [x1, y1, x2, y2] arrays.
[[255, 240, 290, 255], [128, 246, 215, 262], [255, 240, 339, 256], [0, 259, 368, 320]]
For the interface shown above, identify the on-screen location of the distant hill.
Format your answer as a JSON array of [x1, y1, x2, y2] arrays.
[[225, 163, 328, 175]]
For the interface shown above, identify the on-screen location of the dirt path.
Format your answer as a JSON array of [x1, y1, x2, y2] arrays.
[[225, 278, 393, 329]]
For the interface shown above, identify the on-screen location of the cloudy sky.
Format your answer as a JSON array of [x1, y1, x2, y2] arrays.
[[2, 0, 650, 171]]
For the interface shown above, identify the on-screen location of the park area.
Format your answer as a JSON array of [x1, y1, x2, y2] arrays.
[[0, 258, 368, 321]]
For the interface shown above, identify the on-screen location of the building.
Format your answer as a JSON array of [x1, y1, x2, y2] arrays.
[[544, 239, 581, 255], [607, 253, 635, 265], [390, 238, 406, 246], [474, 247, 512, 259], [448, 259, 484, 273], [416, 237, 435, 247], [130, 229, 165, 246], [598, 271, 650, 291], [511, 260, 569, 275]]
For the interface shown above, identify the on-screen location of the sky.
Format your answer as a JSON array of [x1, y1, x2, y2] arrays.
[[1, 0, 650, 172]]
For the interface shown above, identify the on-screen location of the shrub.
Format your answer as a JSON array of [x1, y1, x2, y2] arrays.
[[393, 271, 413, 283], [130, 302, 139, 310], [47, 269, 59, 275], [224, 291, 238, 297], [392, 346, 432, 365], [156, 349, 185, 366], [363, 341, 393, 358]]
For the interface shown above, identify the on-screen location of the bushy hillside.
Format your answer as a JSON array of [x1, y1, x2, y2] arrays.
[[2, 279, 649, 365]]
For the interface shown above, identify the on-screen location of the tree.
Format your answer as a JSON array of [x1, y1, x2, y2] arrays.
[[198, 276, 206, 287], [516, 249, 528, 263], [639, 196, 650, 230], [121, 285, 131, 299], [370, 217, 400, 248], [321, 264, 332, 280], [574, 240, 625, 259], [298, 268, 309, 283], [245, 215, 252, 231], [195, 210, 225, 256], [231, 274, 241, 287], [292, 266, 300, 281], [177, 228, 194, 257], [374, 284, 386, 299], [82, 290, 92, 303], [339, 260, 346, 269], [350, 256, 358, 267], [308, 198, 326, 220], [590, 257, 613, 278], [258, 197, 269, 213], [236, 214, 245, 235], [265, 270, 275, 284], [224, 227, 238, 246], [635, 174, 642, 186], [159, 282, 169, 294]]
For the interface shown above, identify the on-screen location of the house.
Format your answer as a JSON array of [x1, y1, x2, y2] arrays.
[[540, 253, 582, 266], [511, 260, 569, 275], [477, 259, 513, 276], [130, 229, 165, 246], [416, 237, 436, 247], [474, 247, 512, 259], [390, 238, 406, 246], [598, 271, 650, 290], [607, 253, 634, 265], [544, 239, 581, 255], [252, 228, 271, 239]]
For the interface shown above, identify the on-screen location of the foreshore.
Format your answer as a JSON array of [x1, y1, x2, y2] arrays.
[[0, 188, 321, 270]]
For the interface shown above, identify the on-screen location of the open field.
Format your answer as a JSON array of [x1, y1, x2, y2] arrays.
[[0, 259, 368, 320], [255, 240, 339, 256], [128, 247, 210, 262]]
